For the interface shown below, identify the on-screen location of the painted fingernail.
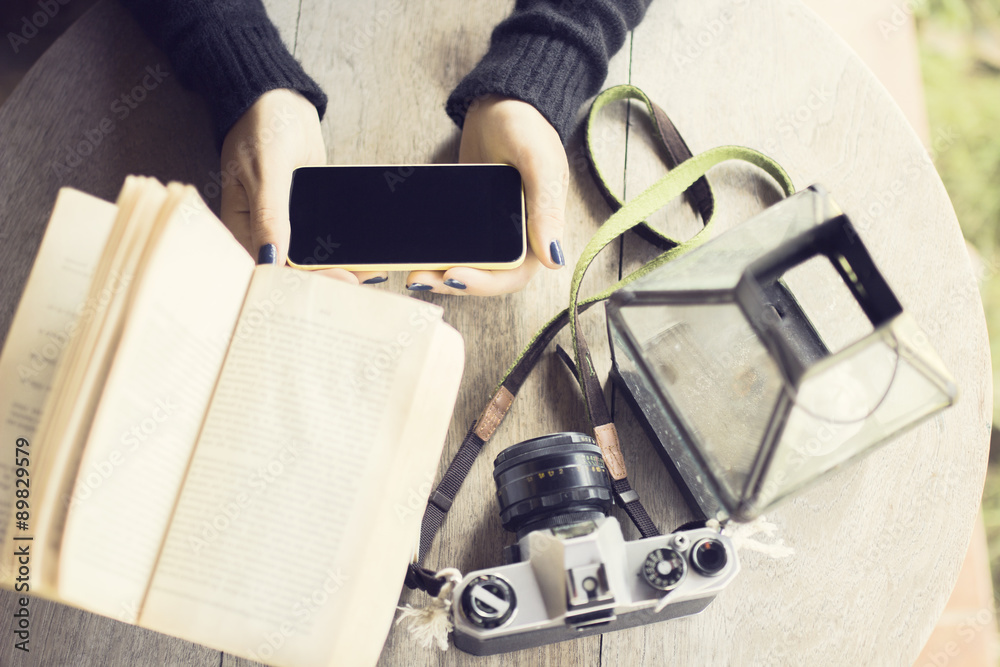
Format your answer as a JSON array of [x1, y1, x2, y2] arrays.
[[444, 278, 466, 290], [257, 243, 277, 265], [549, 239, 565, 266], [363, 276, 388, 284], [406, 283, 433, 291]]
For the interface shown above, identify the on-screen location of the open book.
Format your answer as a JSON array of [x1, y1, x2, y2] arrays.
[[0, 177, 465, 667]]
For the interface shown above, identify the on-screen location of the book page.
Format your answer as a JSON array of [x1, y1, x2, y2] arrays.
[[139, 267, 462, 667], [55, 185, 254, 623], [325, 321, 464, 667], [28, 176, 163, 589], [0, 189, 117, 573]]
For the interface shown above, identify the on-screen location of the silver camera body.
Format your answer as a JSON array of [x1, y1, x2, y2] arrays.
[[452, 516, 739, 655]]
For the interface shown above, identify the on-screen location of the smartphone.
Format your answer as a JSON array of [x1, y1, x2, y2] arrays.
[[287, 164, 526, 271]]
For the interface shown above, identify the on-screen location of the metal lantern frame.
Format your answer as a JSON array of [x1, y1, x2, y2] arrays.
[[607, 186, 957, 521]]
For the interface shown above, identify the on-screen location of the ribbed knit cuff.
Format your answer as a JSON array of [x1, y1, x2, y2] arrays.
[[446, 32, 601, 144], [171, 23, 328, 146]]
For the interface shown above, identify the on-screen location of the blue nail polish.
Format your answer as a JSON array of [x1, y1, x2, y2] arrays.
[[407, 283, 433, 291], [444, 278, 467, 290], [257, 243, 277, 265], [550, 239, 565, 266], [363, 276, 388, 284]]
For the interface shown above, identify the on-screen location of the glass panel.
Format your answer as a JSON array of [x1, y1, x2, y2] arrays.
[[793, 337, 898, 423], [608, 318, 730, 518], [626, 187, 832, 293], [752, 314, 957, 511], [619, 301, 785, 503], [780, 254, 874, 354]]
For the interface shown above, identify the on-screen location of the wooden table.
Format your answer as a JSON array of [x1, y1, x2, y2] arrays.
[[0, 0, 990, 665]]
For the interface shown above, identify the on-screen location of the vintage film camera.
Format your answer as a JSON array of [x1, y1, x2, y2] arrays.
[[452, 433, 738, 656], [451, 187, 955, 654]]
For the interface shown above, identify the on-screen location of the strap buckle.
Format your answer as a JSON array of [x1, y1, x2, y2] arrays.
[[428, 490, 453, 513]]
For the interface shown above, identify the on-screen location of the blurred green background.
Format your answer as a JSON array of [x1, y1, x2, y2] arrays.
[[917, 0, 1000, 602]]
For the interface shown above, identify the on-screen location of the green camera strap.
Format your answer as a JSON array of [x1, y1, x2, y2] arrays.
[[405, 86, 795, 596]]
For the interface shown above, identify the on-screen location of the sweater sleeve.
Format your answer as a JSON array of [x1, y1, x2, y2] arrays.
[[119, 0, 328, 146], [446, 0, 653, 143]]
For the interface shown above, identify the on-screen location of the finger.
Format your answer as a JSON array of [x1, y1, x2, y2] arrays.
[[441, 255, 542, 296], [220, 178, 254, 256], [246, 160, 295, 266], [515, 148, 569, 271], [405, 270, 446, 293], [402, 269, 476, 296], [355, 271, 389, 286], [312, 267, 361, 285]]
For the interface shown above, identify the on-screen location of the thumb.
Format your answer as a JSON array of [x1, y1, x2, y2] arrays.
[[516, 148, 569, 270], [248, 168, 294, 265]]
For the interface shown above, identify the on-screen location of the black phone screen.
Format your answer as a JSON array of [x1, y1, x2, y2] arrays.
[[287, 164, 524, 265]]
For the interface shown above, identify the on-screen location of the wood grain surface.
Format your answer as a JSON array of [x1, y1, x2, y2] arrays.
[[0, 0, 989, 666]]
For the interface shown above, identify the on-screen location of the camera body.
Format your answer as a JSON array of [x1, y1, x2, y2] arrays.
[[452, 517, 737, 655], [451, 432, 738, 656]]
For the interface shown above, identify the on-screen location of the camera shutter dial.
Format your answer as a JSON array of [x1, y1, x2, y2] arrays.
[[461, 575, 516, 629], [641, 548, 687, 591]]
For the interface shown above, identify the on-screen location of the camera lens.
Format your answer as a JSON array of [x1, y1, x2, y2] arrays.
[[493, 432, 613, 539], [690, 538, 728, 576]]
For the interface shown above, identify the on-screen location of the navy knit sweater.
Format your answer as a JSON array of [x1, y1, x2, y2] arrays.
[[447, 0, 652, 142], [121, 0, 651, 145], [119, 0, 328, 144]]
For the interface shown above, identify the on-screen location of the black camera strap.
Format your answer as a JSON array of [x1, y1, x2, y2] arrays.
[[405, 86, 795, 596]]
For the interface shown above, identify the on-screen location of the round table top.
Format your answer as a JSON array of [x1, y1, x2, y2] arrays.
[[0, 1, 990, 665]]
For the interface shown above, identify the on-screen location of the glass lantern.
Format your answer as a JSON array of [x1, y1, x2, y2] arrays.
[[607, 186, 957, 522]]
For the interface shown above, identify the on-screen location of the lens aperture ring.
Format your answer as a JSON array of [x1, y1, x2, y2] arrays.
[[493, 432, 614, 537]]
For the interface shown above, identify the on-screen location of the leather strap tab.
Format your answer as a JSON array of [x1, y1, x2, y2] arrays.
[[648, 99, 714, 223], [474, 386, 515, 441], [594, 422, 627, 480]]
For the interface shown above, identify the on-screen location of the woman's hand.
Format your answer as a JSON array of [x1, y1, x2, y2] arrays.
[[220, 89, 385, 285], [405, 95, 569, 295]]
